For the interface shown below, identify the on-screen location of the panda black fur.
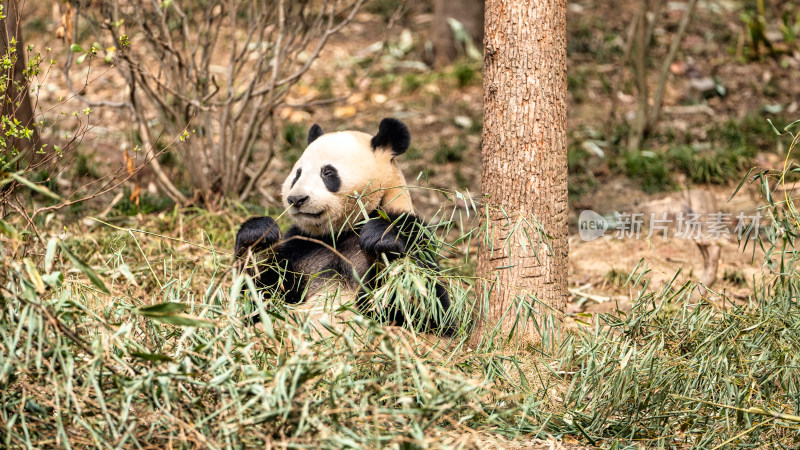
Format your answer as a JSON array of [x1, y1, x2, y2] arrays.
[[235, 118, 453, 335]]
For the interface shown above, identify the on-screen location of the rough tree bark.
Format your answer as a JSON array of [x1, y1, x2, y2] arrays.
[[431, 0, 483, 66], [0, 0, 39, 151], [473, 0, 568, 345]]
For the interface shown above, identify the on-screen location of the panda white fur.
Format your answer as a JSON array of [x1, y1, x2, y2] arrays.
[[235, 118, 453, 335]]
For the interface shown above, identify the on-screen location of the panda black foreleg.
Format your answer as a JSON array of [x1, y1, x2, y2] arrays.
[[358, 212, 454, 335], [235, 216, 281, 257], [235, 217, 308, 324], [359, 213, 425, 260]]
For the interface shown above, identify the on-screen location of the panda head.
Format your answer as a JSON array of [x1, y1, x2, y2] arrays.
[[281, 118, 415, 237]]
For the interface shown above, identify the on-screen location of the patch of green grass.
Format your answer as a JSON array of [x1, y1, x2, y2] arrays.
[[567, 142, 600, 201], [567, 70, 587, 103], [567, 18, 594, 55], [434, 139, 467, 164], [401, 73, 427, 93], [72, 152, 100, 179], [617, 115, 773, 191], [405, 145, 423, 160], [282, 122, 306, 164], [469, 117, 482, 135], [709, 114, 783, 153], [623, 151, 672, 193], [27, 169, 59, 198], [668, 145, 753, 185], [113, 188, 174, 215], [364, 0, 404, 22], [376, 73, 396, 91], [316, 77, 333, 98], [24, 17, 48, 34], [723, 268, 748, 287], [451, 61, 479, 88], [157, 149, 177, 166], [568, 143, 591, 175], [603, 267, 628, 288]]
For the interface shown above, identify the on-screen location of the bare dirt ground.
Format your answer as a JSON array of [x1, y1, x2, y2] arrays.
[[24, 0, 798, 316]]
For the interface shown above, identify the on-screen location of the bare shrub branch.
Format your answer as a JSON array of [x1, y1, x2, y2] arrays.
[[70, 0, 364, 204]]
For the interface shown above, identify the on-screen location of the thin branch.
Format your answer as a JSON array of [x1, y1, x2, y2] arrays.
[[129, 81, 189, 204], [649, 0, 699, 129], [251, 0, 365, 97], [628, 0, 650, 152], [63, 8, 133, 110]]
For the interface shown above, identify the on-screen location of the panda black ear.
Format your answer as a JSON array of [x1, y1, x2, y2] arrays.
[[307, 123, 324, 145], [371, 118, 410, 157]]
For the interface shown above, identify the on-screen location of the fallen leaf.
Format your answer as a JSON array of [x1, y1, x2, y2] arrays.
[[669, 60, 686, 75], [334, 105, 356, 119]]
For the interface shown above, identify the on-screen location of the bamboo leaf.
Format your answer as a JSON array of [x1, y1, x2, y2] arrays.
[[58, 241, 110, 294], [0, 218, 19, 240], [137, 302, 189, 315], [141, 313, 215, 328], [9, 172, 63, 201]]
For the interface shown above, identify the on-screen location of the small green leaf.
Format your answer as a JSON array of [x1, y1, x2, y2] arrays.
[[58, 242, 110, 294], [23, 258, 45, 293], [766, 119, 781, 135], [377, 209, 389, 220], [76, 53, 87, 65], [143, 313, 215, 328], [42, 271, 63, 288], [0, 218, 19, 240], [138, 302, 189, 315], [785, 118, 800, 131], [69, 44, 84, 53], [45, 238, 58, 273], [136, 302, 214, 328], [117, 263, 137, 285]]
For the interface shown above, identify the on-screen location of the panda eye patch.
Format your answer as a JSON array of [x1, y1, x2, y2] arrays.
[[291, 168, 302, 187], [320, 164, 341, 193]]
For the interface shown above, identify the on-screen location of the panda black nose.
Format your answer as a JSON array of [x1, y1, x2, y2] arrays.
[[287, 195, 308, 208]]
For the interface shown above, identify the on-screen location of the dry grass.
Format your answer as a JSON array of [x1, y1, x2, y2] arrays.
[[4, 125, 800, 448]]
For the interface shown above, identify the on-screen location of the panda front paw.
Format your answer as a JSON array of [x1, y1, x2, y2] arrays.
[[359, 219, 406, 256], [235, 216, 281, 256]]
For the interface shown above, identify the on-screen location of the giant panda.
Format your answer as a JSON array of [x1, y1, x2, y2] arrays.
[[235, 118, 453, 335]]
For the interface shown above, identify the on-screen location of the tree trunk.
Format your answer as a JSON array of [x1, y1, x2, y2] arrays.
[[0, 0, 39, 152], [431, 0, 483, 66], [474, 0, 568, 346]]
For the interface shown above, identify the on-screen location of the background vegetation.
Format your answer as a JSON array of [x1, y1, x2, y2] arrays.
[[3, 0, 800, 447]]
